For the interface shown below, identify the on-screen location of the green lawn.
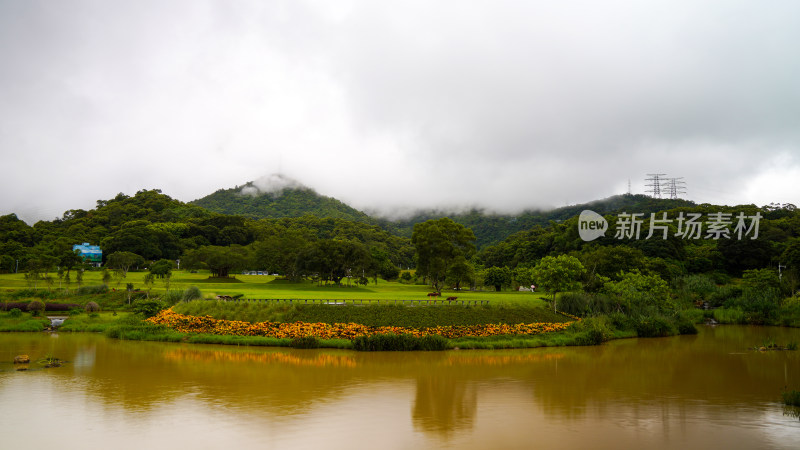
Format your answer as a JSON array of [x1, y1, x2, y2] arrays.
[[0, 270, 551, 307]]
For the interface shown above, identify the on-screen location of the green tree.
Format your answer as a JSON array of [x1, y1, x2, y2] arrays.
[[512, 266, 534, 288], [717, 237, 773, 276], [59, 249, 84, 278], [182, 245, 250, 278], [446, 256, 475, 290], [106, 251, 145, 280], [603, 270, 672, 314], [24, 259, 44, 289], [297, 239, 372, 285], [143, 273, 155, 298], [483, 266, 512, 292], [150, 259, 174, 279], [531, 255, 586, 311], [102, 270, 112, 286], [780, 239, 800, 295], [251, 230, 309, 280], [412, 218, 476, 293]]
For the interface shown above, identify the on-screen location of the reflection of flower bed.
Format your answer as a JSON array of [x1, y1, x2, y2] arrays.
[[147, 309, 573, 340], [162, 348, 358, 368], [444, 353, 564, 366]]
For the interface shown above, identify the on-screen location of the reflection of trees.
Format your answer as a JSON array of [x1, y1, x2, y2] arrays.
[[4, 325, 800, 433], [523, 326, 800, 420], [412, 375, 477, 437]]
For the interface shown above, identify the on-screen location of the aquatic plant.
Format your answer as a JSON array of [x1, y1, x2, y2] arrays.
[[782, 389, 800, 407], [290, 336, 320, 349]]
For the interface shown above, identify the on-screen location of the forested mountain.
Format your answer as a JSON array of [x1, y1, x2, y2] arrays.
[[193, 179, 698, 248], [191, 183, 377, 225], [380, 194, 697, 247]]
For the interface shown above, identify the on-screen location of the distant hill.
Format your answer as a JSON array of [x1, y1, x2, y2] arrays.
[[193, 179, 697, 248], [191, 182, 377, 225], [379, 194, 697, 247]]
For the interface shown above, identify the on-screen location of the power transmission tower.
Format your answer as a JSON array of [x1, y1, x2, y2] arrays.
[[627, 179, 631, 195], [645, 174, 667, 198], [663, 177, 687, 199]]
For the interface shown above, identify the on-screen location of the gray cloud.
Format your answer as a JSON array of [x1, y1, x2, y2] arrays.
[[243, 174, 307, 197], [1, 0, 799, 223]]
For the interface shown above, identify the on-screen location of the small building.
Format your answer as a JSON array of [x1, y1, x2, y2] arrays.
[[73, 243, 103, 267]]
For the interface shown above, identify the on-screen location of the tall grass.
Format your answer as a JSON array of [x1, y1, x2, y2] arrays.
[[0, 318, 47, 332], [713, 308, 746, 324], [351, 333, 449, 351], [104, 316, 184, 342], [782, 389, 800, 407]]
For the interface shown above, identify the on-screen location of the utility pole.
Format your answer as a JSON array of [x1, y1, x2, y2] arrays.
[[662, 177, 687, 199], [779, 264, 787, 282], [645, 174, 667, 198]]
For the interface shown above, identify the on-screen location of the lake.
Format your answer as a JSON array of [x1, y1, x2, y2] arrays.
[[2, 325, 800, 449]]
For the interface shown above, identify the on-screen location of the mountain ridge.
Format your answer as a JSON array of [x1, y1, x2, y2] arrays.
[[191, 181, 697, 247]]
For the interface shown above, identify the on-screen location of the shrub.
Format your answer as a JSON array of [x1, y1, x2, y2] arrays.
[[558, 292, 590, 317], [634, 315, 676, 338], [607, 312, 635, 331], [351, 333, 450, 351], [9, 308, 22, 318], [163, 290, 183, 306], [183, 286, 203, 302], [713, 308, 746, 324], [574, 329, 607, 346], [132, 300, 167, 318], [352, 333, 419, 351], [709, 285, 742, 308], [570, 317, 611, 345], [290, 336, 320, 349], [782, 389, 800, 407], [27, 300, 45, 313], [43, 303, 81, 312], [68, 308, 84, 316], [417, 334, 449, 351], [76, 285, 109, 295], [676, 318, 698, 335], [85, 301, 101, 313], [709, 271, 731, 285]]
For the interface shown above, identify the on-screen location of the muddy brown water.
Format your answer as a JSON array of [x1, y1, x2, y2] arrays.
[[2, 325, 800, 449]]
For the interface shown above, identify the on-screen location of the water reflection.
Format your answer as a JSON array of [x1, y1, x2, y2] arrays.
[[2, 327, 800, 449]]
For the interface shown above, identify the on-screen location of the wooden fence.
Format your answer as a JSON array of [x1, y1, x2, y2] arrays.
[[219, 298, 490, 306]]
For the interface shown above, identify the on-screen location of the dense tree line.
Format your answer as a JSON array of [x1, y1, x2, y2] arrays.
[[2, 189, 799, 298], [0, 190, 412, 285]]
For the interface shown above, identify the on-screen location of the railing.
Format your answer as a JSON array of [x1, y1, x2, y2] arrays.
[[219, 298, 490, 306]]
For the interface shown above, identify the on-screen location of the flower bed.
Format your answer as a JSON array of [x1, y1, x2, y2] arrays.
[[146, 308, 574, 340]]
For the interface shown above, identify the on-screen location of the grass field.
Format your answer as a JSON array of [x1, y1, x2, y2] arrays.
[[0, 270, 551, 307]]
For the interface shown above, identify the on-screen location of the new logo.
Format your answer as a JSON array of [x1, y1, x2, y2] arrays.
[[578, 210, 608, 242]]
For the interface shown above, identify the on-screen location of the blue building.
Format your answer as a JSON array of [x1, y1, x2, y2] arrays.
[[73, 243, 102, 267]]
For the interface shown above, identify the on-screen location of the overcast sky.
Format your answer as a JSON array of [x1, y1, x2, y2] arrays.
[[2, 0, 800, 223]]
